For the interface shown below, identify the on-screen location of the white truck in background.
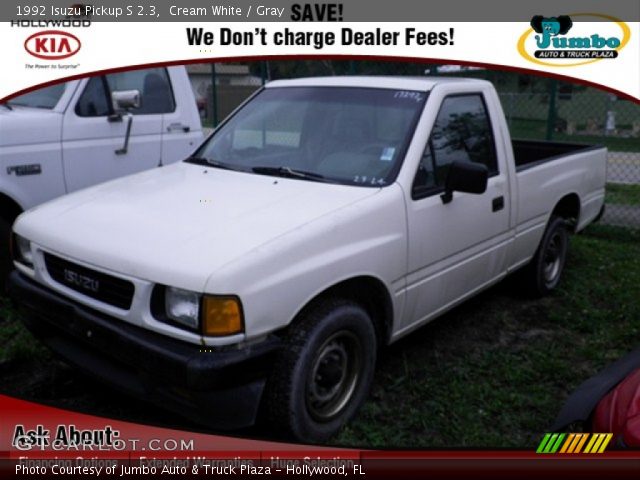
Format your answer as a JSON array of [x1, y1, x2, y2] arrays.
[[9, 77, 607, 442], [0, 66, 203, 286]]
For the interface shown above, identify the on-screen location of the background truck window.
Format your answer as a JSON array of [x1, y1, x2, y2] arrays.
[[7, 84, 66, 109], [75, 68, 176, 117]]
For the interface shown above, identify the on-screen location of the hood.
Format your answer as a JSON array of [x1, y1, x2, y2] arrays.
[[16, 162, 380, 291], [0, 107, 62, 147]]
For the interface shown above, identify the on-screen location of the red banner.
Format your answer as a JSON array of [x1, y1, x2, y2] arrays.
[[1, 395, 639, 478]]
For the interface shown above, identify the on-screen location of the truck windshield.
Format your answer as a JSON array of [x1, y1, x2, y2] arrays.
[[7, 83, 66, 109], [193, 87, 427, 186]]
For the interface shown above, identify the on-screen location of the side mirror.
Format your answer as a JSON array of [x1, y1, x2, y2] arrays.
[[111, 89, 141, 112], [110, 90, 140, 155], [441, 161, 488, 204]]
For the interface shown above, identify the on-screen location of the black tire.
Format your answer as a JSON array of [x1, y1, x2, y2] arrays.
[[523, 215, 569, 296], [0, 216, 13, 293], [264, 299, 377, 443]]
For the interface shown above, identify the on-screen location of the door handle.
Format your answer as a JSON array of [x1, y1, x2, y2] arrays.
[[167, 122, 190, 133], [492, 196, 505, 212], [115, 113, 133, 155]]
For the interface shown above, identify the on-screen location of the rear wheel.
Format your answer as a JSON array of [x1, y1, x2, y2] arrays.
[[264, 299, 377, 443], [523, 215, 569, 296]]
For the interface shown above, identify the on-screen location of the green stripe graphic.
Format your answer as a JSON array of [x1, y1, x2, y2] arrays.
[[536, 433, 566, 454], [549, 433, 566, 453], [543, 434, 559, 453], [536, 433, 552, 453]]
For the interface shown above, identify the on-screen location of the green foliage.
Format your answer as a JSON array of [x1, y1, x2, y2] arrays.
[[0, 298, 49, 364]]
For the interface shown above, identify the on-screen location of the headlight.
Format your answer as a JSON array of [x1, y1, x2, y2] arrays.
[[159, 286, 244, 337], [165, 286, 200, 330], [13, 234, 33, 267]]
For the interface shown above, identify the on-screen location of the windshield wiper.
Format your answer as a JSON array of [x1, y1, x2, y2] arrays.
[[251, 166, 327, 182], [0, 103, 12, 111], [185, 156, 245, 172]]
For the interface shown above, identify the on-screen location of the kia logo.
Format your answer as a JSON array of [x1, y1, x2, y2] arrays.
[[24, 30, 81, 60]]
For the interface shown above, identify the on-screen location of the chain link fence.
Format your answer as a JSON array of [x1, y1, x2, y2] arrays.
[[198, 60, 640, 229], [497, 90, 640, 228]]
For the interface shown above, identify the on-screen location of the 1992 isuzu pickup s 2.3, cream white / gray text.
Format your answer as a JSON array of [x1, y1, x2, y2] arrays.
[[9, 76, 607, 441]]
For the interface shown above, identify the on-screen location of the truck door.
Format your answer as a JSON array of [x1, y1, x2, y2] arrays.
[[403, 89, 511, 330], [61, 68, 174, 192]]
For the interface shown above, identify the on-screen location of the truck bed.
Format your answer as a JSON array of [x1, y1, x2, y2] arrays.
[[509, 138, 607, 272], [513, 139, 604, 171]]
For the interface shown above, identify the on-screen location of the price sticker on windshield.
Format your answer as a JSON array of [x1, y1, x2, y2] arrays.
[[394, 91, 424, 103], [380, 147, 395, 162]]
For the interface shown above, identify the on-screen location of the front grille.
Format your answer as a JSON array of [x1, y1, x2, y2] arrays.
[[44, 253, 135, 310]]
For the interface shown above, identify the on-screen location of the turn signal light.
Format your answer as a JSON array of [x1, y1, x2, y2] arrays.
[[202, 296, 244, 336]]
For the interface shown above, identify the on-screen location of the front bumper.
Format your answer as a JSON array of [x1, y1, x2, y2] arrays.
[[8, 271, 281, 429]]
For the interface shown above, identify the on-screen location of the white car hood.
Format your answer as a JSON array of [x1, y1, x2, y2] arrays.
[[0, 107, 62, 147], [16, 162, 380, 291]]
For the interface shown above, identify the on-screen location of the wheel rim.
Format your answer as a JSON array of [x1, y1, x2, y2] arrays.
[[306, 330, 363, 422], [543, 232, 563, 284]]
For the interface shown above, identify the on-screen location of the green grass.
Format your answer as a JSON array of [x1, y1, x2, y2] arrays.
[[0, 298, 49, 364], [1, 226, 638, 449], [334, 225, 640, 448], [554, 134, 640, 153], [606, 183, 640, 206]]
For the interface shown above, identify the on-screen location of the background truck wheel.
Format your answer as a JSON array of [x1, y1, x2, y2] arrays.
[[264, 299, 377, 443], [524, 215, 569, 296], [0, 217, 12, 293]]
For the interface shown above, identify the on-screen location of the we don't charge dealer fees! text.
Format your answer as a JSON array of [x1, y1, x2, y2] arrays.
[[186, 27, 454, 49]]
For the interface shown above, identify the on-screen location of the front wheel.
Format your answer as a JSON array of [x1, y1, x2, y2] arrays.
[[523, 215, 569, 296], [264, 299, 377, 443]]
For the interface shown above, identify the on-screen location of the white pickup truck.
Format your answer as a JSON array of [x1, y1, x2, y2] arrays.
[[9, 77, 606, 442], [0, 66, 202, 286]]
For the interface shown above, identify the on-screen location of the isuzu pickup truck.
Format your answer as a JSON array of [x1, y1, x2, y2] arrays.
[[0, 66, 202, 287], [9, 76, 607, 442]]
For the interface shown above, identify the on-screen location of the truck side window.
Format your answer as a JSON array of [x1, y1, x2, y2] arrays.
[[412, 142, 437, 197], [75, 68, 175, 117], [413, 94, 497, 197], [106, 68, 175, 114], [75, 77, 111, 117]]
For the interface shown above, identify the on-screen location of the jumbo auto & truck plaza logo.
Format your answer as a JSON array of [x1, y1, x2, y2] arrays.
[[518, 13, 630, 67]]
